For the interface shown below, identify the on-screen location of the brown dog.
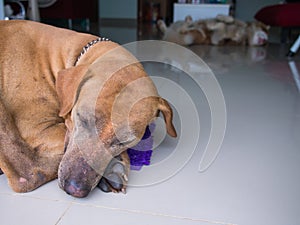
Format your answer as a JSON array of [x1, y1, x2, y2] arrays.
[[158, 15, 269, 46], [0, 20, 177, 198]]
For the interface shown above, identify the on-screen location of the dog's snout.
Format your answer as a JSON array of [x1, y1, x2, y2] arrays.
[[64, 179, 90, 198], [59, 156, 99, 198]]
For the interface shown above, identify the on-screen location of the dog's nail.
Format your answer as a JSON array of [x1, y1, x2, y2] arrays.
[[121, 188, 127, 194], [122, 174, 128, 182]]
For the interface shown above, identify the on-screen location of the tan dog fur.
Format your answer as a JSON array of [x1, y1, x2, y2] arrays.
[[157, 15, 269, 46], [0, 20, 176, 197]]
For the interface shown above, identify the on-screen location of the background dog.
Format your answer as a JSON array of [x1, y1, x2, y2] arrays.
[[157, 15, 269, 46]]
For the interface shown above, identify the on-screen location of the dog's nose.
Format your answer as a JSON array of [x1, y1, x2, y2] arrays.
[[64, 180, 90, 198]]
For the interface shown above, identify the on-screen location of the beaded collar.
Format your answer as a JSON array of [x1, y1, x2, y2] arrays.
[[74, 37, 110, 66]]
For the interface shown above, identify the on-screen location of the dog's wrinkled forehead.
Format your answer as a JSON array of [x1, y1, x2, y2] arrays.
[[75, 45, 152, 103], [74, 62, 158, 109], [72, 58, 159, 138]]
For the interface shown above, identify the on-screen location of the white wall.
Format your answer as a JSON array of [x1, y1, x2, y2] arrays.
[[99, 0, 137, 19], [235, 0, 279, 21]]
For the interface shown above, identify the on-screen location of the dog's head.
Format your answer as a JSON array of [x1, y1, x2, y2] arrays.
[[56, 44, 177, 197]]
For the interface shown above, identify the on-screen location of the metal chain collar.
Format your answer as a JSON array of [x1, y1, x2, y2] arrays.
[[75, 37, 110, 65]]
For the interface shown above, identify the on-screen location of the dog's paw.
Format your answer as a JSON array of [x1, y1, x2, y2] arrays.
[[97, 152, 130, 194]]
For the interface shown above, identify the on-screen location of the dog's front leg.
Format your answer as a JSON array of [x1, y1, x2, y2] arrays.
[[0, 99, 63, 192], [98, 151, 130, 193]]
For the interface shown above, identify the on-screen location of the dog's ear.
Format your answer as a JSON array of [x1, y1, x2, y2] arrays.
[[158, 98, 177, 137], [56, 65, 89, 117]]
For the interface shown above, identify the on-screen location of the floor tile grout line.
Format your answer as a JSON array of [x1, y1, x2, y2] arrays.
[[0, 192, 76, 203], [63, 201, 238, 225], [0, 192, 237, 225], [54, 202, 73, 225]]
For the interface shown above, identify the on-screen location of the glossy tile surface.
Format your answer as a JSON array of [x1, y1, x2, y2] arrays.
[[1, 43, 300, 225]]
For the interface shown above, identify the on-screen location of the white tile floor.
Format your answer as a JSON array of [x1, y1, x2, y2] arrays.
[[1, 42, 300, 225]]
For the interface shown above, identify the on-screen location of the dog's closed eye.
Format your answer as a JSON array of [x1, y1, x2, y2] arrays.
[[75, 112, 93, 129], [110, 135, 136, 149]]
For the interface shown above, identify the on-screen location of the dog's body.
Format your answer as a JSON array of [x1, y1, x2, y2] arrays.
[[157, 15, 269, 46], [0, 20, 176, 197]]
